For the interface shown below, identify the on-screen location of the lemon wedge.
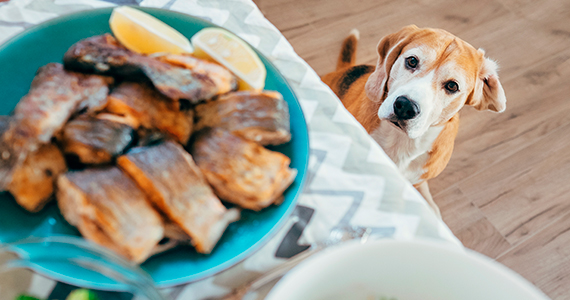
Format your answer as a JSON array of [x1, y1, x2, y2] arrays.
[[192, 27, 266, 91], [109, 6, 193, 55]]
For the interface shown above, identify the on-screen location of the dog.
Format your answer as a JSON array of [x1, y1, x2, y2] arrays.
[[321, 25, 507, 217]]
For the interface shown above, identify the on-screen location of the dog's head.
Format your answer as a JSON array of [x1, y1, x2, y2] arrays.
[[365, 25, 507, 139]]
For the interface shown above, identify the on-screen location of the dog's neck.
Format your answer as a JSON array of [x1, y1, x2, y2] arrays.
[[370, 120, 444, 185]]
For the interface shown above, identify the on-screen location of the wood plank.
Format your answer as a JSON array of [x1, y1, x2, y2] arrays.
[[495, 0, 570, 33], [455, 218, 513, 259], [498, 211, 570, 299], [259, 0, 569, 78], [436, 187, 484, 233], [458, 121, 570, 245], [255, 0, 315, 39], [436, 187, 512, 258]]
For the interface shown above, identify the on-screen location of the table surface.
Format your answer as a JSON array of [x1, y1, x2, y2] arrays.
[[0, 0, 460, 299]]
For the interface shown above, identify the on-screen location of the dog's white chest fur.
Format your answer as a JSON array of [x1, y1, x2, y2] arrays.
[[370, 121, 443, 185]]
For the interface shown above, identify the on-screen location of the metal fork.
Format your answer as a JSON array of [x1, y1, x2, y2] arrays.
[[210, 225, 372, 300]]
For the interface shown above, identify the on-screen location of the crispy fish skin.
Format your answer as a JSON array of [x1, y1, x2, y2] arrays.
[[191, 128, 297, 211], [8, 143, 67, 212], [60, 115, 134, 165], [64, 34, 222, 103], [63, 34, 143, 79], [0, 116, 9, 133], [13, 63, 113, 144], [0, 63, 112, 189], [160, 54, 237, 95], [135, 128, 170, 147], [106, 82, 193, 144], [56, 167, 164, 263], [1, 116, 67, 212], [117, 141, 240, 254], [194, 91, 291, 145]]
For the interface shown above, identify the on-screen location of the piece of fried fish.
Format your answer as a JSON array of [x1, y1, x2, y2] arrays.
[[8, 143, 67, 212], [0, 63, 112, 189], [59, 115, 135, 165], [0, 116, 67, 212], [191, 128, 297, 211], [159, 54, 237, 97], [64, 34, 235, 103], [194, 91, 291, 145], [106, 82, 194, 144], [57, 167, 164, 263], [117, 141, 240, 254]]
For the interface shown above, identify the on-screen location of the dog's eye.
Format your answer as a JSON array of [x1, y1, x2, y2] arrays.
[[444, 81, 459, 93], [405, 56, 419, 69]]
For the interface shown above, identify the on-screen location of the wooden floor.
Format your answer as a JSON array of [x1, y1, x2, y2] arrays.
[[254, 0, 570, 298]]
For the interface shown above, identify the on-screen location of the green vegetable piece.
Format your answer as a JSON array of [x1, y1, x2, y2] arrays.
[[66, 289, 100, 300], [15, 295, 41, 300]]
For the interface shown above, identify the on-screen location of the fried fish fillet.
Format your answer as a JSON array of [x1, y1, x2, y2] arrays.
[[60, 115, 135, 165], [64, 34, 229, 103], [191, 128, 297, 211], [117, 141, 240, 254], [105, 82, 194, 144], [0, 63, 112, 189], [194, 91, 291, 145], [57, 167, 164, 263], [7, 143, 67, 212], [159, 54, 237, 95], [0, 116, 67, 212]]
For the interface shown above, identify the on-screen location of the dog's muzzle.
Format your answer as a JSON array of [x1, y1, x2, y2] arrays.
[[393, 96, 420, 120]]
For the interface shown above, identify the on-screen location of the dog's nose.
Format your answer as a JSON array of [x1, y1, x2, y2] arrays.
[[393, 96, 420, 120]]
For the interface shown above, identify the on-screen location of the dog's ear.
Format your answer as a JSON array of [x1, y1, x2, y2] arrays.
[[366, 25, 418, 103], [467, 50, 507, 112]]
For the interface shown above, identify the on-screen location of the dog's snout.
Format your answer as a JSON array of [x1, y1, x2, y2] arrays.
[[393, 96, 420, 120]]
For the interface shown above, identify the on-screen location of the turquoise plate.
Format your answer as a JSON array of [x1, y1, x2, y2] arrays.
[[0, 7, 308, 289]]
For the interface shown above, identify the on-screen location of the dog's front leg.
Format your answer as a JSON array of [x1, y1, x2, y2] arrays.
[[415, 181, 441, 219]]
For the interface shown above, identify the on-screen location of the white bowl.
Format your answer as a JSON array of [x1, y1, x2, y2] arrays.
[[265, 239, 550, 300]]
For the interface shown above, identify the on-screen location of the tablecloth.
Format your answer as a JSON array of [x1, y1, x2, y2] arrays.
[[0, 0, 461, 299]]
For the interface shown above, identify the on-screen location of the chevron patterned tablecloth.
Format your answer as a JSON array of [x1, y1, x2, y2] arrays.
[[0, 0, 461, 299]]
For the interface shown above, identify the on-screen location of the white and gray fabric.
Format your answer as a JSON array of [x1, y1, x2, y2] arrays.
[[0, 0, 461, 299]]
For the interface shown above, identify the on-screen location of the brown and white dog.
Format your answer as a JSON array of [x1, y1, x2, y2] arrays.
[[322, 25, 507, 217]]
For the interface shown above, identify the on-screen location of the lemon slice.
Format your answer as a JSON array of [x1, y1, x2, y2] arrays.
[[109, 6, 193, 55], [192, 27, 266, 91]]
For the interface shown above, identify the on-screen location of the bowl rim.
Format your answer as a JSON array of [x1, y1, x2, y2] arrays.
[[266, 238, 550, 300]]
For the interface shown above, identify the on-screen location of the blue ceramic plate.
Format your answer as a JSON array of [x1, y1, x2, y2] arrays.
[[0, 7, 308, 289]]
